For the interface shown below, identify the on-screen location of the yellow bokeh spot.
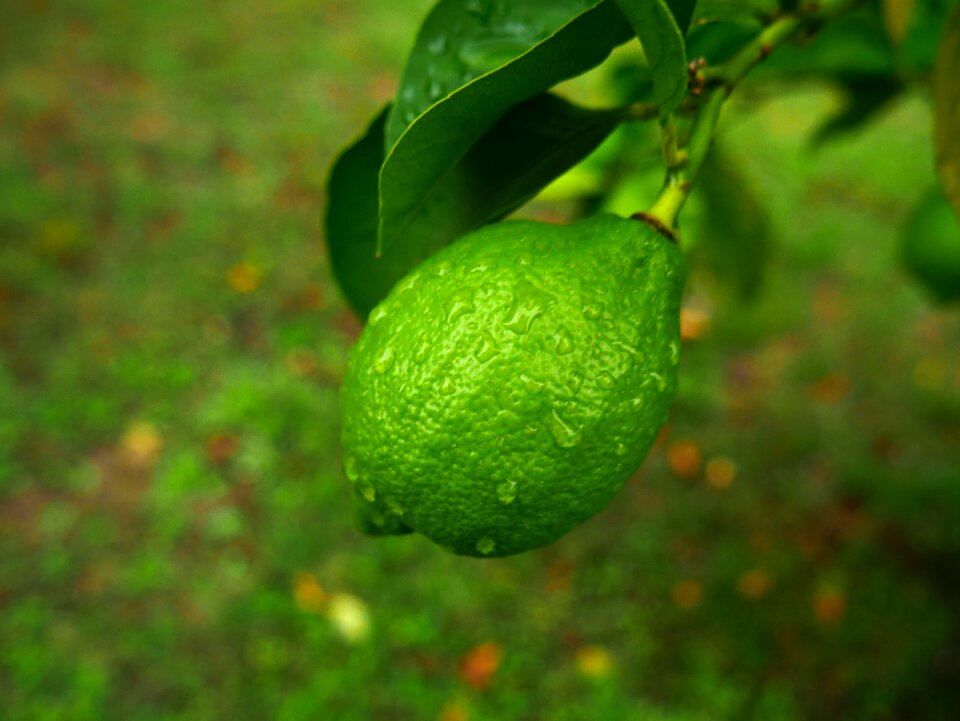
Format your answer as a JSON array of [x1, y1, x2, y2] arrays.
[[292, 572, 327, 614], [326, 593, 371, 643], [672, 579, 703, 609], [737, 569, 772, 600], [227, 262, 262, 293], [705, 456, 736, 489], [438, 701, 470, 721], [576, 645, 614, 678], [121, 421, 163, 467]]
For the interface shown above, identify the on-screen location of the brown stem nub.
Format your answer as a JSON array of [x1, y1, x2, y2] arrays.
[[630, 212, 678, 244]]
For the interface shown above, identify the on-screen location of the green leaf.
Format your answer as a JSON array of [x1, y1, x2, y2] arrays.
[[326, 108, 408, 320], [328, 96, 628, 318], [666, 0, 699, 33], [935, 2, 960, 221], [379, 0, 633, 254], [811, 74, 903, 146], [385, 0, 632, 151], [692, 145, 770, 299], [613, 0, 689, 119], [758, 9, 894, 78], [692, 0, 776, 25]]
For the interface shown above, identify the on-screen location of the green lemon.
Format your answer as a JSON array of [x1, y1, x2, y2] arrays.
[[340, 214, 685, 557], [900, 189, 960, 303]]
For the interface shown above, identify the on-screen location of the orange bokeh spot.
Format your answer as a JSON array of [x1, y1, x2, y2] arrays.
[[459, 642, 503, 690], [737, 569, 772, 600], [292, 572, 327, 614], [672, 579, 703, 609], [668, 441, 702, 480], [680, 306, 711, 341], [814, 588, 846, 625]]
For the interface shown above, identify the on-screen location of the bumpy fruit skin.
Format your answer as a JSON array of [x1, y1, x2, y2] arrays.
[[900, 190, 960, 303], [341, 215, 685, 557]]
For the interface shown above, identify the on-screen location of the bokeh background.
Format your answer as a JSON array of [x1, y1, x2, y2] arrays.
[[2, 1, 959, 719]]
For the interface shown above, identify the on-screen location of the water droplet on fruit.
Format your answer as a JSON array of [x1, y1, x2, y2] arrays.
[[669, 340, 680, 365], [503, 279, 553, 334], [496, 481, 517, 505], [546, 408, 582, 448], [368, 305, 388, 327], [414, 332, 430, 364], [373, 346, 395, 374], [397, 272, 420, 294], [520, 372, 544, 394], [597, 372, 615, 389], [568, 369, 584, 392], [615, 443, 628, 457], [582, 302, 604, 320], [554, 329, 574, 355], [474, 330, 500, 363], [446, 288, 475, 322], [476, 537, 496, 555], [385, 498, 404, 516], [343, 456, 360, 482]]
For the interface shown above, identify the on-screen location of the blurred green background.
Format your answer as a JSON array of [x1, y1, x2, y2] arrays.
[[2, 1, 959, 719]]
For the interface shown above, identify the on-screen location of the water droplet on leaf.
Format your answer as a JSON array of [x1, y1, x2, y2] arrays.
[[427, 35, 448, 54]]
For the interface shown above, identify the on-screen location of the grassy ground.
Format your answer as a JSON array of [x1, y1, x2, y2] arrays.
[[1, 1, 959, 719]]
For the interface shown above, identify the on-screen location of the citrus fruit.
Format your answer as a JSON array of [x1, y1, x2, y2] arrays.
[[340, 214, 685, 557], [900, 189, 960, 303]]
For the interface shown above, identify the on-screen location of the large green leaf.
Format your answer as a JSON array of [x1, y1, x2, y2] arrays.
[[328, 95, 629, 318], [934, 1, 960, 221], [614, 0, 689, 119], [326, 109, 407, 320], [669, 0, 699, 32], [379, 0, 634, 254]]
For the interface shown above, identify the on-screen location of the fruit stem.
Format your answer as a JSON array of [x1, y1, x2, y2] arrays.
[[643, 0, 860, 238]]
